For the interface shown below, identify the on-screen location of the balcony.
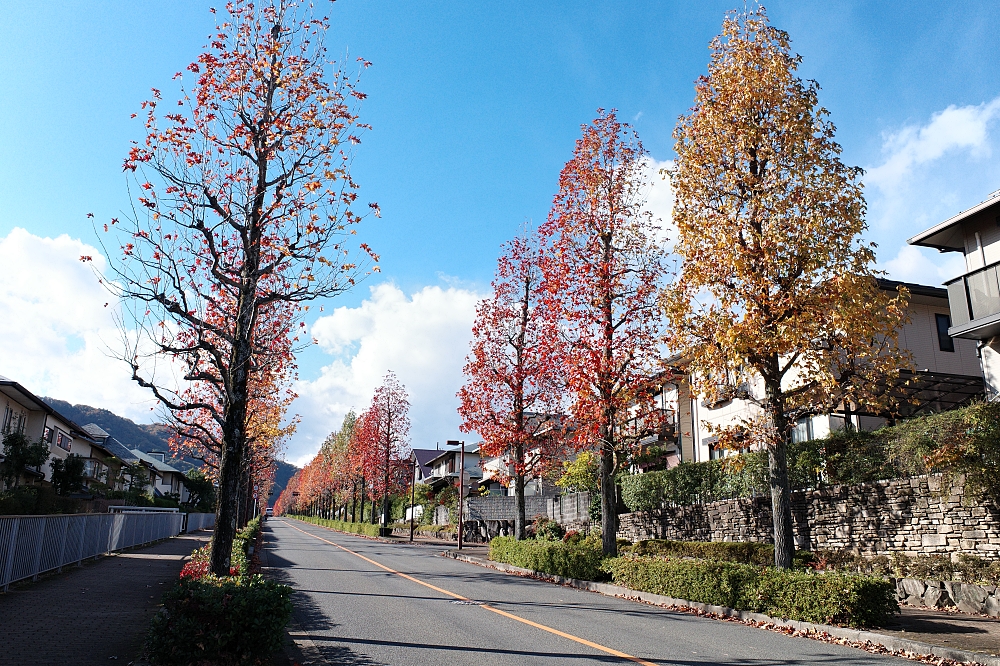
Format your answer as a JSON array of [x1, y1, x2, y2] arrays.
[[622, 408, 677, 445], [945, 260, 1000, 339]]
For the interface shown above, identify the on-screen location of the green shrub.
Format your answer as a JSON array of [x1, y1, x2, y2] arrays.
[[147, 574, 292, 665], [602, 556, 897, 628], [489, 536, 605, 581], [530, 515, 565, 541], [292, 515, 383, 537], [620, 539, 814, 568]]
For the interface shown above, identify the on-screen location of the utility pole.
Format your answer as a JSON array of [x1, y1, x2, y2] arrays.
[[458, 440, 465, 550], [409, 455, 417, 543]]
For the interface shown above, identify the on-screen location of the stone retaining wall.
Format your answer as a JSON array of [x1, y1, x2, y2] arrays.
[[616, 474, 1000, 559], [894, 577, 1000, 616]]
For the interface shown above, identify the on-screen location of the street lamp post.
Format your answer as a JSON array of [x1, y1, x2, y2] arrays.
[[458, 440, 466, 550]]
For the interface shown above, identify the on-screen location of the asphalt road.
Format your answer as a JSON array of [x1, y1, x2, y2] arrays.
[[264, 519, 912, 666]]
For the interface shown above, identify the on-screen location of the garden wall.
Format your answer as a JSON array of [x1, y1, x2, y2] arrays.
[[616, 474, 1000, 559]]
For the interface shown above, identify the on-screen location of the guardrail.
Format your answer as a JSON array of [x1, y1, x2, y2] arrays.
[[0, 512, 184, 591], [184, 512, 215, 532]]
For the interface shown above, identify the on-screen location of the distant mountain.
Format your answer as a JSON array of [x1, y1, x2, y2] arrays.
[[42, 397, 298, 505]]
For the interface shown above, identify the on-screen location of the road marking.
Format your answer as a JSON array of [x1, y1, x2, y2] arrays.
[[279, 519, 659, 666]]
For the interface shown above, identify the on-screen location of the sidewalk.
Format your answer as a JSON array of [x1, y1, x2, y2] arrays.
[[0, 531, 210, 666], [883, 606, 1000, 658]]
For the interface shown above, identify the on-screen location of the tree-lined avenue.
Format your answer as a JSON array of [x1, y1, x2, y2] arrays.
[[264, 519, 910, 665]]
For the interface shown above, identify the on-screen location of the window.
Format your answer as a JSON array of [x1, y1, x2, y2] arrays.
[[2, 407, 25, 435], [935, 313, 955, 352], [791, 417, 813, 443], [55, 431, 71, 452], [43, 427, 53, 443]]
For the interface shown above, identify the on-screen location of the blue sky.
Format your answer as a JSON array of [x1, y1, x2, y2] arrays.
[[2, 1, 999, 465]]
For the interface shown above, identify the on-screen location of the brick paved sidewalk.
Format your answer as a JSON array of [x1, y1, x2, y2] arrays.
[[0, 530, 210, 666]]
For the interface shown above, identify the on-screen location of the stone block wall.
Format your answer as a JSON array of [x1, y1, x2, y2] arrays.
[[616, 474, 1000, 559]]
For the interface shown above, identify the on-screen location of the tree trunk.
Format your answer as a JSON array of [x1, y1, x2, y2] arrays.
[[351, 480, 358, 522], [514, 473, 526, 541], [599, 441, 617, 557], [764, 372, 794, 569], [211, 415, 246, 575]]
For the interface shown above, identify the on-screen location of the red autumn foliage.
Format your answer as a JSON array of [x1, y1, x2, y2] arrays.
[[458, 233, 566, 538], [539, 109, 669, 557], [97, 0, 377, 576]]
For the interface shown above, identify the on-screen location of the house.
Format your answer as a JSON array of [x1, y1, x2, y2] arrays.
[[131, 449, 189, 502], [476, 414, 567, 497], [647, 278, 984, 464], [82, 424, 190, 501], [908, 189, 1000, 400], [423, 443, 482, 493], [410, 449, 440, 485], [0, 375, 110, 488]]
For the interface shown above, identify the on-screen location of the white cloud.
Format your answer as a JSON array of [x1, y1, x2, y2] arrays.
[[0, 228, 156, 421], [642, 157, 675, 247], [864, 97, 1000, 278], [290, 282, 483, 466], [880, 243, 967, 286], [867, 97, 1000, 192]]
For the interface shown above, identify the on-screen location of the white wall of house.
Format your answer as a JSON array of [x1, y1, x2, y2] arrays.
[[897, 298, 980, 376], [961, 212, 1000, 271], [674, 285, 981, 458]]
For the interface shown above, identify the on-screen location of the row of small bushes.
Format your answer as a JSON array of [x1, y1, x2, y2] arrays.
[[147, 516, 292, 665], [604, 556, 897, 628], [621, 539, 815, 569], [489, 536, 606, 581], [488, 535, 898, 627]]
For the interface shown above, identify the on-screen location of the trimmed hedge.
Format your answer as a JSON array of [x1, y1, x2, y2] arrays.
[[603, 556, 897, 628], [292, 515, 392, 537], [147, 574, 292, 665], [489, 536, 605, 581], [621, 539, 815, 568]]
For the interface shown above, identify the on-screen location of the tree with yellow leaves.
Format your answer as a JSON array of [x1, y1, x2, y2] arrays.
[[664, 8, 910, 568]]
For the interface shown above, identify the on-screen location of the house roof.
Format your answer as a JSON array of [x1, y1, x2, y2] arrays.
[[876, 278, 948, 300], [98, 437, 140, 464], [424, 444, 480, 467], [908, 191, 1000, 252], [131, 448, 183, 475], [0, 377, 97, 444], [82, 423, 110, 440], [410, 449, 439, 477]]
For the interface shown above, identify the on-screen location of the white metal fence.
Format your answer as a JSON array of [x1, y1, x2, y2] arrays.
[[0, 512, 184, 591], [184, 512, 215, 532]]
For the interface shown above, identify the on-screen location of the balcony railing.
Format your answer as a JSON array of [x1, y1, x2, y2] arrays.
[[945, 260, 1000, 330]]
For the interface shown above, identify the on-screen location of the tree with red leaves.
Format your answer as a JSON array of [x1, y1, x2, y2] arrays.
[[93, 0, 378, 576], [540, 110, 669, 557], [363, 373, 412, 529], [458, 233, 565, 540]]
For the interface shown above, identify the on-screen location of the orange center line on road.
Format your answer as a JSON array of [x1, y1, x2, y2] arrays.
[[279, 519, 659, 666]]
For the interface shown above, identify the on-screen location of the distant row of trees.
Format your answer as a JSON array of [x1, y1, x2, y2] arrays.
[[458, 8, 910, 567], [274, 372, 412, 528]]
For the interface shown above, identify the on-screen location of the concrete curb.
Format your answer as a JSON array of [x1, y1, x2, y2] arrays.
[[443, 551, 1000, 666]]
